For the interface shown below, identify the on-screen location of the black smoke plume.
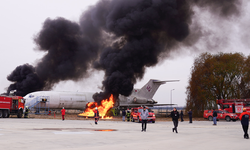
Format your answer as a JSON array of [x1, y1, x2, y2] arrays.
[[7, 64, 43, 96], [7, 17, 101, 96], [34, 18, 100, 89], [6, 0, 241, 104], [90, 0, 241, 103]]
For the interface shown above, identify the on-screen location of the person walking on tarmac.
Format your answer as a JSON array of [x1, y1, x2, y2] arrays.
[[213, 108, 217, 125], [141, 106, 149, 132], [94, 107, 99, 125], [180, 110, 184, 122], [188, 109, 192, 123], [171, 107, 179, 133], [61, 107, 65, 121], [239, 108, 249, 139], [24, 106, 29, 118], [126, 109, 131, 122], [122, 109, 126, 122]]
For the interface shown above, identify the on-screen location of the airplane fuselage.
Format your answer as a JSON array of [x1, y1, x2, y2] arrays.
[[24, 91, 156, 110], [23, 79, 173, 110], [24, 91, 95, 110]]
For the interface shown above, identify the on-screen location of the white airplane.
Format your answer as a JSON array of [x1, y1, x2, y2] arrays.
[[23, 79, 179, 111]]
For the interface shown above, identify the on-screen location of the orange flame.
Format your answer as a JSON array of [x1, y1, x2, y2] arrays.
[[78, 94, 114, 119], [101, 116, 113, 119]]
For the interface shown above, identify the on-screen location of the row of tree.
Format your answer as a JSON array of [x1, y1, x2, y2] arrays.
[[185, 52, 250, 117]]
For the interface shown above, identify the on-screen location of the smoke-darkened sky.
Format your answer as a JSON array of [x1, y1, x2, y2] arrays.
[[0, 0, 250, 106]]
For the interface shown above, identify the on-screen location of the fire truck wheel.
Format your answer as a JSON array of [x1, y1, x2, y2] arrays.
[[3, 110, 9, 118], [152, 121, 155, 123], [17, 110, 23, 118], [208, 116, 213, 121], [225, 116, 231, 122]]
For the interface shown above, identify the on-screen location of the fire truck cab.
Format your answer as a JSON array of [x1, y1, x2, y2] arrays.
[[131, 107, 156, 123], [0, 96, 25, 118]]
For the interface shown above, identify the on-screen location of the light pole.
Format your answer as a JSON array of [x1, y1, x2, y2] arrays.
[[170, 89, 175, 110]]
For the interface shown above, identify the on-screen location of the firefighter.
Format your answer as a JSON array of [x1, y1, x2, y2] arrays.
[[24, 106, 29, 118], [126, 109, 131, 122], [239, 108, 249, 139], [61, 107, 65, 121], [94, 107, 99, 125]]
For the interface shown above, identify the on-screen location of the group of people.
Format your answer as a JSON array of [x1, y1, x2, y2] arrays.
[[180, 109, 193, 123], [171, 107, 249, 139], [121, 107, 149, 131], [59, 106, 249, 139], [121, 109, 131, 122], [212, 108, 249, 139], [138, 107, 248, 139], [60, 107, 100, 124]]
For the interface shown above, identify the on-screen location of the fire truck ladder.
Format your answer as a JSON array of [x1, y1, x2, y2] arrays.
[[220, 99, 250, 103], [28, 96, 50, 115]]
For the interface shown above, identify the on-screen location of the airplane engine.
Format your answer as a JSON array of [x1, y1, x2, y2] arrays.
[[147, 99, 157, 104], [133, 97, 156, 104]]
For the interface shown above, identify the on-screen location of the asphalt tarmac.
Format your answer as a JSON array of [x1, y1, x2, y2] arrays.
[[0, 118, 248, 150]]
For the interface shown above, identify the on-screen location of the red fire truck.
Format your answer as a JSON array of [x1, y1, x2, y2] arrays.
[[131, 107, 156, 123], [0, 96, 25, 118], [217, 99, 250, 116]]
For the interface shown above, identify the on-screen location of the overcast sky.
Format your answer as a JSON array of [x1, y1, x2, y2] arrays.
[[0, 0, 249, 106]]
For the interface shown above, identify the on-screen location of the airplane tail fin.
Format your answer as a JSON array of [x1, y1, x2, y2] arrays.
[[135, 79, 179, 99]]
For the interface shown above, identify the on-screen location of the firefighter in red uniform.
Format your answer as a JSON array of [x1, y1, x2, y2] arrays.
[[61, 107, 65, 121], [239, 108, 249, 139], [94, 107, 99, 125]]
